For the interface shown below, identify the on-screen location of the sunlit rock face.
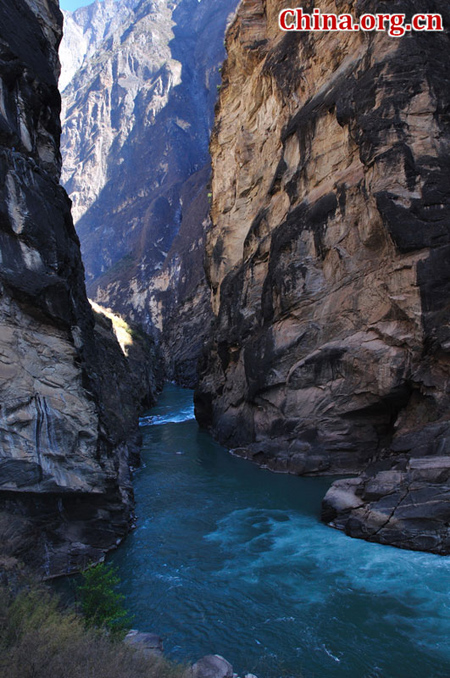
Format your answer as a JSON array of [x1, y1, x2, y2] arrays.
[[0, 0, 159, 576], [195, 0, 450, 552], [60, 0, 238, 386]]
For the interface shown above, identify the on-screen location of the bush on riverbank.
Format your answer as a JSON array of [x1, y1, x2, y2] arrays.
[[78, 562, 132, 637], [0, 582, 184, 678]]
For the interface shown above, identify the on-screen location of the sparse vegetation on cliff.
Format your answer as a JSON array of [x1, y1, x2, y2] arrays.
[[90, 300, 135, 355]]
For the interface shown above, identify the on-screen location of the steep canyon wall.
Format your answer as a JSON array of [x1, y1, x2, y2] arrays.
[[195, 0, 450, 553], [0, 0, 158, 576]]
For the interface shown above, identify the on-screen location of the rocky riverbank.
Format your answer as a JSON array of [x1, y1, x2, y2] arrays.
[[125, 632, 259, 678]]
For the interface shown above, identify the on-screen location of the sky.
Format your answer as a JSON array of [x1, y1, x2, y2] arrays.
[[60, 0, 100, 11]]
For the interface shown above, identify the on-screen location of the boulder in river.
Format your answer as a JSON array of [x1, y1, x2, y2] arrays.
[[124, 629, 164, 657], [190, 654, 234, 678]]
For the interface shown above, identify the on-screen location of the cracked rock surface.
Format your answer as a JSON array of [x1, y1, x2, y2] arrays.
[[323, 428, 450, 554]]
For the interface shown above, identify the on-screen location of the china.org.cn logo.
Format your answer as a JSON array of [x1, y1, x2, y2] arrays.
[[279, 8, 444, 37]]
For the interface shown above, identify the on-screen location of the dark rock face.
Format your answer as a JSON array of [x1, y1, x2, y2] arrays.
[[196, 0, 450, 552], [60, 0, 237, 386], [0, 0, 158, 575]]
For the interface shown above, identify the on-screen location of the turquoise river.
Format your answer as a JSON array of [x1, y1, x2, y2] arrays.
[[111, 384, 450, 678]]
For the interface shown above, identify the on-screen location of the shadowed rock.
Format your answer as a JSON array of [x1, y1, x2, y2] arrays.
[[0, 0, 159, 576], [124, 629, 164, 657], [190, 655, 233, 678]]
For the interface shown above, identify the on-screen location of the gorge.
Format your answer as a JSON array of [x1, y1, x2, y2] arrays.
[[0, 0, 450, 667], [59, 0, 450, 559], [59, 0, 239, 386]]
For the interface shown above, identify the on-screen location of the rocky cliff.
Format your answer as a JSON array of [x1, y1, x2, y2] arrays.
[[195, 0, 450, 553], [60, 0, 238, 386], [0, 0, 158, 576]]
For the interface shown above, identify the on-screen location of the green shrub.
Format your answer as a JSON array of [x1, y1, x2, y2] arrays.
[[78, 562, 132, 637]]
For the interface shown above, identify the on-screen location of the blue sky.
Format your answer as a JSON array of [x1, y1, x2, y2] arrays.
[[60, 0, 99, 11]]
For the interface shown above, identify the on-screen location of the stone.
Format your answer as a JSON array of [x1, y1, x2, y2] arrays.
[[124, 630, 164, 657], [191, 655, 234, 678], [323, 441, 450, 554]]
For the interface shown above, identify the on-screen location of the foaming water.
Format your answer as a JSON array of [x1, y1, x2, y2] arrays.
[[139, 388, 195, 427], [112, 384, 450, 678], [139, 405, 195, 427]]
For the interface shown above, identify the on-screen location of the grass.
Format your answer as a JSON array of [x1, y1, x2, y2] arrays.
[[0, 582, 185, 678]]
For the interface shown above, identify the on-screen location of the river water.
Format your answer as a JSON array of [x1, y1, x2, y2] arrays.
[[111, 383, 450, 678]]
